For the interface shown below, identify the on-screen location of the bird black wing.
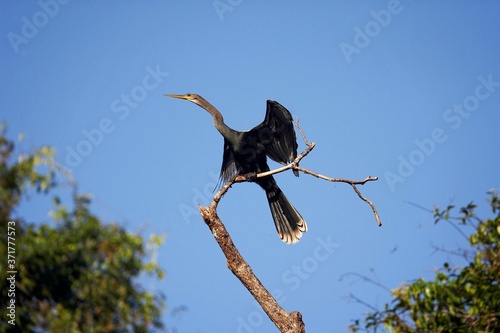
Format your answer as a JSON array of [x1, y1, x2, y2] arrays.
[[251, 100, 299, 176], [217, 137, 238, 188]]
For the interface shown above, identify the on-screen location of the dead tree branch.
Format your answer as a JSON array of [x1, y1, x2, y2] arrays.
[[199, 203, 305, 332], [257, 119, 381, 227], [198, 121, 380, 332]]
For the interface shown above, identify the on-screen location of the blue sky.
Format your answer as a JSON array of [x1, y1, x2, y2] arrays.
[[2, 1, 500, 332]]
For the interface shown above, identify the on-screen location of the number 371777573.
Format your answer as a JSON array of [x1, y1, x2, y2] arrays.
[[7, 221, 16, 269]]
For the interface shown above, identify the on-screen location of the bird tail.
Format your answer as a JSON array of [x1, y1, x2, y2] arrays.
[[265, 186, 307, 244]]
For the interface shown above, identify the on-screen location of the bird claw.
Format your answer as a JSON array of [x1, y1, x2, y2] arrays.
[[239, 172, 257, 182], [234, 173, 256, 182], [248, 172, 258, 181], [233, 175, 246, 182]]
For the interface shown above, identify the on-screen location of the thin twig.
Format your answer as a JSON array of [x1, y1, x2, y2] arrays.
[[257, 142, 316, 179], [295, 118, 310, 146], [340, 272, 391, 293], [297, 119, 381, 226], [295, 166, 378, 185], [350, 183, 382, 227], [259, 153, 381, 227], [347, 293, 380, 313]]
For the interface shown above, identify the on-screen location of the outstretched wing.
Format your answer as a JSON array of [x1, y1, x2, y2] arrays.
[[251, 100, 299, 176]]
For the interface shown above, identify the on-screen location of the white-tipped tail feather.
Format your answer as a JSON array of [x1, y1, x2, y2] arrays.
[[266, 188, 307, 244]]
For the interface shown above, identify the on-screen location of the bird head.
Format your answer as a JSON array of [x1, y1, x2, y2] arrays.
[[165, 93, 203, 107]]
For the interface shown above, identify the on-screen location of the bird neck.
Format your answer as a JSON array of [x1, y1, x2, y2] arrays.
[[213, 115, 235, 139], [197, 99, 236, 139]]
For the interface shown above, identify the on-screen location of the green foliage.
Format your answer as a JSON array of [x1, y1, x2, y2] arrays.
[[0, 128, 166, 332], [350, 191, 500, 332], [0, 130, 56, 222]]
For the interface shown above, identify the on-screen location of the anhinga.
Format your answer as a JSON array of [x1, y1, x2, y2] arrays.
[[166, 93, 307, 244]]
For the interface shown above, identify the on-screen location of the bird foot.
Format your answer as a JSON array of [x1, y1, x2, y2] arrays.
[[240, 172, 257, 182]]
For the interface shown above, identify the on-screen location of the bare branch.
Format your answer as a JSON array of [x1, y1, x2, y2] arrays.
[[350, 182, 382, 227], [339, 271, 391, 293], [295, 118, 310, 146], [346, 293, 380, 313], [257, 142, 316, 179], [199, 203, 305, 332], [257, 147, 381, 227]]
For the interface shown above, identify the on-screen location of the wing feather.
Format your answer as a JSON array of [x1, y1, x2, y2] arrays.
[[251, 100, 299, 176], [217, 138, 238, 189]]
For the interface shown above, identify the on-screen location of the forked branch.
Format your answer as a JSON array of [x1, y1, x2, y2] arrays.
[[216, 120, 382, 227]]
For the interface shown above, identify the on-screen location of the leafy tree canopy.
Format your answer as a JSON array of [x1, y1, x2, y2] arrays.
[[0, 127, 166, 332], [350, 191, 499, 332]]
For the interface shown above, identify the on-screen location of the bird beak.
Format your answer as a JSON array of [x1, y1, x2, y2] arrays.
[[165, 94, 189, 100]]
